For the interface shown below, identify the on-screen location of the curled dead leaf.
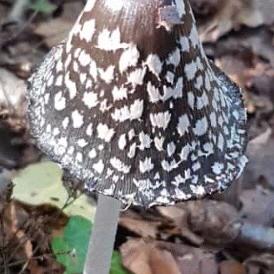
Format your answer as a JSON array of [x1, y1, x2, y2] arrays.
[[220, 260, 247, 274], [120, 239, 181, 274]]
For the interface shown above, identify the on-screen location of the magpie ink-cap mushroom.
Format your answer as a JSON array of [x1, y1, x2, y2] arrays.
[[27, 0, 248, 208]]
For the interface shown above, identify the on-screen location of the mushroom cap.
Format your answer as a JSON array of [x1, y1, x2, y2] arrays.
[[27, 0, 247, 207]]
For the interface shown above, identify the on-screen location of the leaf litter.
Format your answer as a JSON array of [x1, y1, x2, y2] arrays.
[[0, 0, 274, 273]]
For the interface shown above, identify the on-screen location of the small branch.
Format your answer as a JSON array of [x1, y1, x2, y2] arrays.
[[6, 0, 29, 23], [183, 200, 274, 252], [0, 173, 13, 205], [235, 222, 274, 251]]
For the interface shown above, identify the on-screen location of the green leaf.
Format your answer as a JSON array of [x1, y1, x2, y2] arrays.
[[51, 216, 130, 274], [29, 0, 57, 14], [13, 161, 96, 220], [52, 216, 92, 274], [110, 251, 130, 274], [51, 237, 72, 272]]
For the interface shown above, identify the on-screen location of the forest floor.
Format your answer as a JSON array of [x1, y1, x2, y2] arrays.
[[0, 0, 274, 273]]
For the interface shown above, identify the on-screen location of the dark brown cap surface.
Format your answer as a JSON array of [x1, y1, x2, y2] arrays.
[[27, 0, 247, 207]]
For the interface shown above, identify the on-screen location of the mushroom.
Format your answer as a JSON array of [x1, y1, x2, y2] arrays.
[[27, 0, 248, 273]]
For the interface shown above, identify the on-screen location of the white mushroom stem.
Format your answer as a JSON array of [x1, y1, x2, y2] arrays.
[[84, 194, 122, 274]]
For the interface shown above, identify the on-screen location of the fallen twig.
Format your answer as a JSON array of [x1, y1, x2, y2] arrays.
[[183, 200, 274, 252], [235, 222, 274, 251], [6, 0, 29, 23]]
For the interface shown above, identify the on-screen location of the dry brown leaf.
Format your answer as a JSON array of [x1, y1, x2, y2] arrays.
[[219, 260, 247, 274], [246, 63, 274, 100], [245, 254, 274, 273], [177, 254, 201, 274], [200, 257, 218, 274], [119, 216, 160, 238], [33, 1, 83, 48], [0, 171, 13, 208], [199, 0, 243, 42], [238, 0, 274, 27], [215, 52, 253, 89], [173, 244, 218, 274], [240, 186, 274, 226], [157, 205, 203, 245], [190, 0, 224, 16], [0, 199, 68, 272], [150, 248, 181, 274], [245, 264, 260, 274], [34, 18, 73, 48], [1, 200, 32, 265], [199, 0, 274, 42], [120, 239, 181, 274], [243, 129, 274, 189], [184, 200, 238, 245], [0, 5, 8, 22], [153, 241, 218, 274], [0, 68, 26, 115], [211, 28, 274, 69], [61, 1, 84, 22], [28, 256, 64, 274], [157, 206, 188, 228]]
